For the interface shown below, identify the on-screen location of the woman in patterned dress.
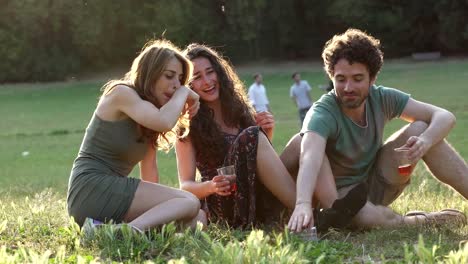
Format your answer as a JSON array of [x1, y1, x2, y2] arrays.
[[175, 44, 296, 228]]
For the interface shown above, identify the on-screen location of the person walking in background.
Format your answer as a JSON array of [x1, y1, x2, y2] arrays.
[[284, 29, 467, 232], [290, 72, 313, 125], [176, 44, 296, 228], [67, 39, 206, 232], [248, 73, 271, 113]]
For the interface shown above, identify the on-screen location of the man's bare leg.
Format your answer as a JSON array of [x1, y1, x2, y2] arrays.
[[280, 133, 301, 180], [378, 121, 468, 201], [422, 140, 468, 199], [351, 201, 431, 228], [286, 126, 453, 229]]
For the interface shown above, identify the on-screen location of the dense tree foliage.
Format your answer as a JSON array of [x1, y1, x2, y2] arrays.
[[0, 0, 466, 82]]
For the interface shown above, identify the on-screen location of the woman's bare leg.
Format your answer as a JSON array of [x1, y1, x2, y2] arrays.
[[186, 209, 207, 229], [123, 181, 204, 231], [256, 133, 296, 208]]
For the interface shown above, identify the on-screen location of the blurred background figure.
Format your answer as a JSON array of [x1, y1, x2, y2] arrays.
[[248, 73, 271, 113], [290, 72, 313, 126]]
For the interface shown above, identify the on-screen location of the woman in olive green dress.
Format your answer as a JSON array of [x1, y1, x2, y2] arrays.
[[67, 39, 205, 231]]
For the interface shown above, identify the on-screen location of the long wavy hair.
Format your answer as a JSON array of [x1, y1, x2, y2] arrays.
[[101, 39, 193, 151], [182, 44, 255, 162]]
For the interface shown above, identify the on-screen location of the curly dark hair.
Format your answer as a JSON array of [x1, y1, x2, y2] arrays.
[[181, 44, 256, 163], [322, 28, 383, 79]]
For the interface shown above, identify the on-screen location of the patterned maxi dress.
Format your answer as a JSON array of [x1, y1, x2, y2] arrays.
[[195, 126, 286, 228]]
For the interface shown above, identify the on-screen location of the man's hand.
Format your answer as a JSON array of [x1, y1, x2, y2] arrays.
[[399, 136, 431, 163], [288, 202, 314, 232]]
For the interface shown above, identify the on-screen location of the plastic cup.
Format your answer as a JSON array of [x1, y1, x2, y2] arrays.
[[297, 226, 319, 241], [394, 148, 412, 176], [216, 165, 237, 193]]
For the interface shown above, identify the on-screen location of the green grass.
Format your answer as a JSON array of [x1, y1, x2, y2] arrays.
[[0, 59, 467, 263]]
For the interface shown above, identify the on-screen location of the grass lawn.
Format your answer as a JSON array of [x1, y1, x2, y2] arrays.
[[0, 58, 467, 263]]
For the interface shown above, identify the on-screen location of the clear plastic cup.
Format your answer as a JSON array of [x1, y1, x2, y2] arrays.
[[394, 147, 412, 176], [297, 226, 319, 241], [216, 165, 237, 193]]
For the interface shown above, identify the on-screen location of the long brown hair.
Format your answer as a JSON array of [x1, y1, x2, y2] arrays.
[[182, 44, 255, 162], [102, 39, 193, 151]]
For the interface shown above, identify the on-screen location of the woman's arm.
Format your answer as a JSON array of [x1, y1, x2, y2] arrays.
[[175, 137, 231, 198], [106, 85, 198, 132], [140, 144, 159, 183], [255, 111, 275, 141]]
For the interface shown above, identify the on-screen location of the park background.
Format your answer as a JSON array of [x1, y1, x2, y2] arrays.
[[1, 0, 467, 263]]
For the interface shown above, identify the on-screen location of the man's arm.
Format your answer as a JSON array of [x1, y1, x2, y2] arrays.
[[399, 98, 456, 162], [288, 132, 327, 232]]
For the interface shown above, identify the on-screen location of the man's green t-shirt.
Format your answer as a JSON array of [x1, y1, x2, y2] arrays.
[[301, 85, 410, 188]]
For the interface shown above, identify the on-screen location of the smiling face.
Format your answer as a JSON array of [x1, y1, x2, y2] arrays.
[[153, 56, 184, 106], [190, 56, 220, 103], [333, 58, 375, 109]]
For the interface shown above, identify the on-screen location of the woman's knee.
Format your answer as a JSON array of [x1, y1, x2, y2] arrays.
[[257, 131, 270, 146], [181, 191, 201, 216]]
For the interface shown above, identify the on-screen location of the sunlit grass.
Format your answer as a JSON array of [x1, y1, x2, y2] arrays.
[[0, 59, 467, 262]]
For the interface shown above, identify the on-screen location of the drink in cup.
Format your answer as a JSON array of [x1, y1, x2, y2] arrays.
[[394, 147, 412, 176], [216, 165, 237, 192]]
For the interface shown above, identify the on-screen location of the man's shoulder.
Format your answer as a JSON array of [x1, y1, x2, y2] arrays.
[[369, 84, 408, 102], [370, 84, 402, 95], [313, 93, 341, 116], [316, 92, 337, 105]]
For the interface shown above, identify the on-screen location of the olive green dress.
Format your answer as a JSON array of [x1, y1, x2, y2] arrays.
[[67, 113, 148, 226]]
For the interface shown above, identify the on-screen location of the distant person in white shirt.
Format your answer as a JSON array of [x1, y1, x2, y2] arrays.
[[290, 72, 312, 125], [248, 73, 271, 112]]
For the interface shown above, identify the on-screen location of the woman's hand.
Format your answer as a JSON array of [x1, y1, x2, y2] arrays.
[[183, 86, 200, 118], [288, 202, 314, 232], [210, 175, 232, 196], [255, 111, 275, 140]]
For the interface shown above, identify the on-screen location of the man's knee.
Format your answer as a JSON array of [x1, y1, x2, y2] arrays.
[[402, 121, 428, 138], [283, 133, 301, 156], [280, 133, 302, 177]]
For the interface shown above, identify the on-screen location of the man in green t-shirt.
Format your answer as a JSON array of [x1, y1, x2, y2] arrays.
[[284, 29, 467, 232]]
